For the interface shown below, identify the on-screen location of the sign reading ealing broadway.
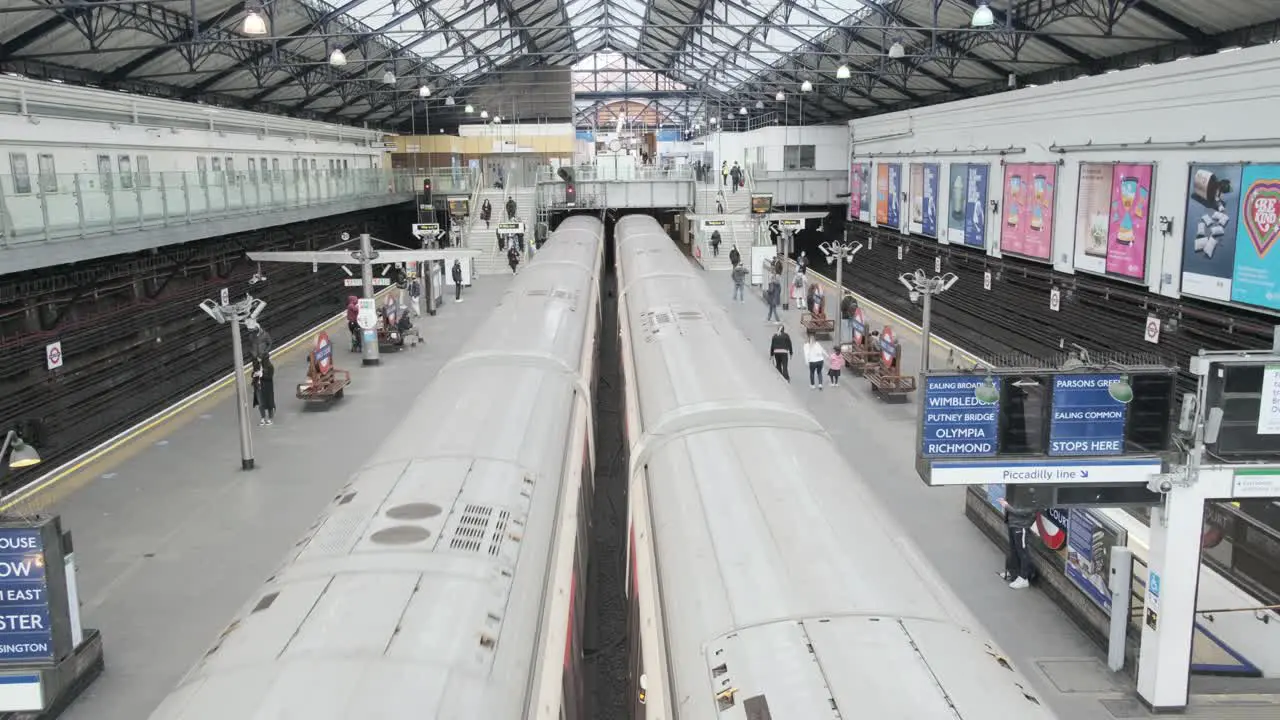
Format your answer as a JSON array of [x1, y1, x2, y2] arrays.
[[0, 528, 53, 663], [1049, 373, 1128, 456], [922, 376, 1001, 457]]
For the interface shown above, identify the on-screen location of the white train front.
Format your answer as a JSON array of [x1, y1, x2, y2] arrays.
[[148, 216, 604, 719], [614, 214, 1056, 720]]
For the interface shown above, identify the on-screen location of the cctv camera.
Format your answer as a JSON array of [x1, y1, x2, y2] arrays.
[[1146, 476, 1173, 494], [909, 290, 920, 303]]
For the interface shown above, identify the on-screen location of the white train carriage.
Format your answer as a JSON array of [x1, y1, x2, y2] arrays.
[[614, 214, 1057, 720], [0, 75, 385, 239], [148, 215, 605, 720]]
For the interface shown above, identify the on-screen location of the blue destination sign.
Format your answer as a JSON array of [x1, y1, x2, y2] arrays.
[[922, 376, 1000, 457], [0, 528, 53, 663], [1050, 374, 1127, 456]]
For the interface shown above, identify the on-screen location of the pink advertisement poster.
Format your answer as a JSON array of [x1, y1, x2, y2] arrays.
[[999, 163, 1058, 261], [1105, 163, 1153, 280], [850, 163, 862, 220]]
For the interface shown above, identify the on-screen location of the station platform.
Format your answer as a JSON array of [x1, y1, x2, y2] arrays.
[[3, 278, 509, 720], [701, 264, 1280, 719]]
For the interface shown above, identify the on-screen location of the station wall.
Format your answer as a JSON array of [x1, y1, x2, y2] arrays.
[[703, 125, 848, 173], [849, 42, 1280, 314]]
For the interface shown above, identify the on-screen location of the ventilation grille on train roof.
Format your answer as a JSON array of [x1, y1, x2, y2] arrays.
[[640, 307, 709, 340], [448, 503, 511, 556]]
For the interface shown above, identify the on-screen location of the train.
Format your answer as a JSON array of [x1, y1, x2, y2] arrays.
[[614, 213, 1057, 719], [147, 215, 605, 719], [0, 74, 386, 240]]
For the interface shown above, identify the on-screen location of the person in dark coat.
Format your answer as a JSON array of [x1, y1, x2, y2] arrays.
[[710, 230, 721, 257], [481, 199, 492, 228], [507, 245, 520, 274], [505, 196, 517, 221], [252, 357, 276, 426], [999, 493, 1038, 589], [728, 245, 741, 267], [769, 324, 793, 382], [451, 260, 464, 302]]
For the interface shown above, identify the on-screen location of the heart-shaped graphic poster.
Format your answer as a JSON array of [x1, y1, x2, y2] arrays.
[[1243, 179, 1280, 258]]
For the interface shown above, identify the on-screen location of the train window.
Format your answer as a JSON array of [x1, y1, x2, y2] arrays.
[[291, 157, 299, 181], [8, 152, 31, 195], [328, 158, 335, 175], [118, 155, 133, 190], [247, 157, 257, 183], [36, 154, 55, 193], [210, 156, 222, 187], [342, 158, 349, 176], [272, 158, 281, 181], [310, 158, 317, 172], [97, 155, 113, 191], [198, 156, 209, 187], [136, 155, 151, 189], [260, 157, 268, 181], [225, 157, 234, 184]]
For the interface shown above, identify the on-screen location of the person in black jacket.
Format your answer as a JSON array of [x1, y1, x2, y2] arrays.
[[451, 260, 464, 302], [507, 245, 520, 273], [710, 230, 721, 257], [728, 245, 741, 267], [999, 493, 1038, 589], [251, 357, 276, 426], [481, 199, 492, 228], [505, 196, 517, 221], [769, 324, 792, 382]]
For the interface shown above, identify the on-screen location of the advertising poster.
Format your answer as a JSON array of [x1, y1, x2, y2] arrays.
[[908, 163, 925, 235], [1074, 163, 1114, 274], [1181, 163, 1243, 302], [887, 163, 902, 230], [1230, 164, 1280, 311], [849, 162, 862, 221], [947, 163, 968, 244], [875, 164, 889, 226], [921, 163, 940, 239], [964, 164, 989, 249], [1106, 163, 1153, 280], [858, 164, 871, 222], [999, 163, 1057, 261], [1066, 508, 1127, 612]]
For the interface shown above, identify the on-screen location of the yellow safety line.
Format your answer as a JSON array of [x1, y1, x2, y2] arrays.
[[0, 289, 393, 511]]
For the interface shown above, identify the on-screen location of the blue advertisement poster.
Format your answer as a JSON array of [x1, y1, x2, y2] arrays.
[[1180, 164, 1243, 303], [1230, 164, 1280, 311], [1049, 374, 1128, 456], [921, 376, 1000, 458], [964, 164, 989, 248], [922, 163, 940, 238], [887, 163, 902, 229], [1066, 508, 1123, 612], [0, 528, 53, 663]]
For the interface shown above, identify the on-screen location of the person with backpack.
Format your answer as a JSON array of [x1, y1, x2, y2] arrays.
[[451, 259, 464, 302], [710, 230, 722, 257], [731, 262, 748, 303]]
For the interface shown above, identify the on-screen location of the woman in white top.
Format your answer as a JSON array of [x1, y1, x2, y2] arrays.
[[804, 335, 826, 389]]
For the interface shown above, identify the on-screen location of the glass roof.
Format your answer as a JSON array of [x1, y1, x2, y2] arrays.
[[326, 0, 887, 92]]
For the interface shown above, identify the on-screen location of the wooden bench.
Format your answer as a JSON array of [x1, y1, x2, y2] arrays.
[[867, 327, 915, 400], [800, 312, 835, 337], [296, 369, 351, 404], [842, 346, 881, 374]]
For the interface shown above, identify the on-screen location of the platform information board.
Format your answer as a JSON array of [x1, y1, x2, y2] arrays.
[[0, 528, 53, 663], [1049, 374, 1128, 456], [922, 376, 1000, 457]]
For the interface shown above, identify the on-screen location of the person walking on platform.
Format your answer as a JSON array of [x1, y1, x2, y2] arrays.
[[408, 276, 422, 317], [710, 230, 721, 257], [999, 494, 1038, 589], [346, 296, 361, 352], [766, 272, 781, 322], [730, 162, 742, 193], [451, 260, 464, 302], [505, 196, 518, 221], [481, 199, 492, 228], [804, 334, 826, 390], [507, 245, 520, 274], [731, 262, 748, 303], [721, 161, 729, 187], [827, 345, 845, 387], [252, 357, 276, 426], [797, 250, 809, 274], [728, 245, 741, 268], [769, 324, 793, 382]]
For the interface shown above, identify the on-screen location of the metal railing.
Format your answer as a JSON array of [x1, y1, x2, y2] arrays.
[[0, 168, 415, 245], [535, 164, 694, 182]]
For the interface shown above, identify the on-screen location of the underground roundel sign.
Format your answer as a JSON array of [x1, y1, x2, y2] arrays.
[[851, 308, 866, 345], [880, 326, 897, 367], [314, 331, 333, 375]]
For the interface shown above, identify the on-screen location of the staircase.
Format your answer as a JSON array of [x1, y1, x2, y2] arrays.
[[468, 187, 535, 276], [694, 184, 759, 272]]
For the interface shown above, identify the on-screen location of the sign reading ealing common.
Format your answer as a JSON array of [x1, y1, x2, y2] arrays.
[[917, 368, 1174, 488], [0, 528, 53, 663]]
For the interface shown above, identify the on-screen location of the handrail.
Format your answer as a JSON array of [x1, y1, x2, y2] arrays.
[[465, 165, 483, 248]]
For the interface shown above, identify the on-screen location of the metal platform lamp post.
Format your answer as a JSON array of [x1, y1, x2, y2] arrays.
[[898, 268, 958, 377], [197, 290, 267, 470], [818, 232, 862, 349]]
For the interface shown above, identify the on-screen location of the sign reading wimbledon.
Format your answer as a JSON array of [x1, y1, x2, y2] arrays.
[[922, 376, 1000, 457], [0, 528, 53, 663], [1050, 374, 1128, 456]]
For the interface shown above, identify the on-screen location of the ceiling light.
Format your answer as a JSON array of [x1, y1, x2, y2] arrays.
[[755, 100, 763, 109], [445, 96, 455, 106], [480, 109, 488, 118], [418, 84, 430, 97], [775, 90, 785, 101], [971, 2, 995, 28], [801, 79, 813, 92], [242, 10, 268, 36], [888, 41, 905, 59], [329, 48, 347, 67], [739, 106, 747, 115], [836, 64, 851, 79], [382, 70, 397, 85], [710, 116, 717, 124], [465, 104, 474, 113]]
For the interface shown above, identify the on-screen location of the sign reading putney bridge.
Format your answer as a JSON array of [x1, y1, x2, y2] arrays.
[[916, 367, 1176, 488]]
